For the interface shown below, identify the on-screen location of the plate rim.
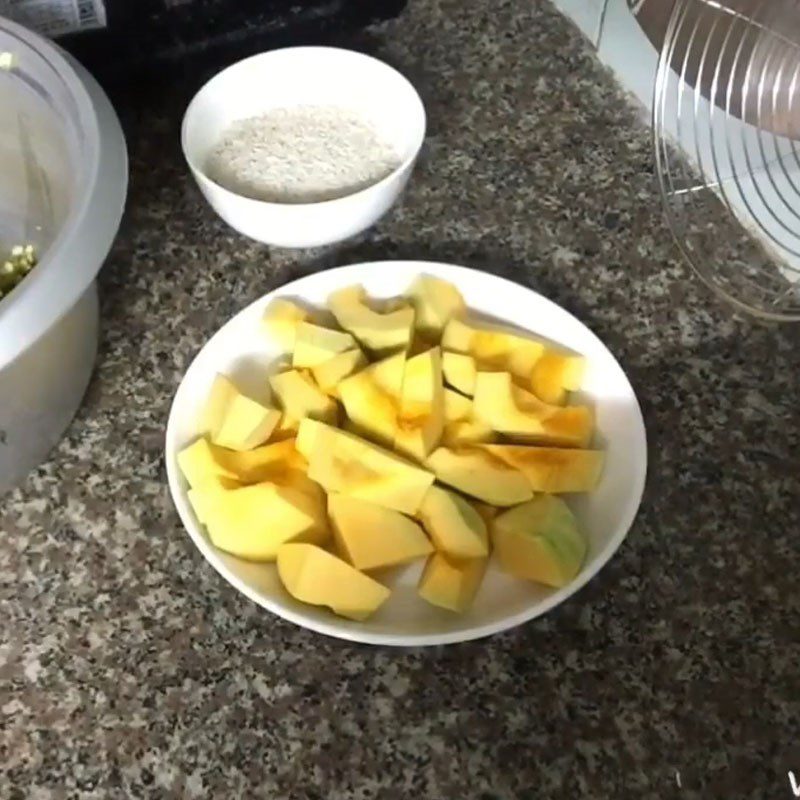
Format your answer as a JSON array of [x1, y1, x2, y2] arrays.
[[165, 260, 648, 646]]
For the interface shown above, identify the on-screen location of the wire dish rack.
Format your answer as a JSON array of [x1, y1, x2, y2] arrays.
[[652, 0, 800, 320]]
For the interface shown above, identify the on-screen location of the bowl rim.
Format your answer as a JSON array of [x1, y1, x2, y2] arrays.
[[165, 260, 648, 646], [180, 46, 427, 209]]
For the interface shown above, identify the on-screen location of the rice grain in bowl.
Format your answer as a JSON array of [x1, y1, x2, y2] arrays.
[[206, 105, 402, 204], [181, 47, 426, 248]]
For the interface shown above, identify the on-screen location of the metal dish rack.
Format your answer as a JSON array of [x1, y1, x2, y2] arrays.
[[651, 0, 800, 320]]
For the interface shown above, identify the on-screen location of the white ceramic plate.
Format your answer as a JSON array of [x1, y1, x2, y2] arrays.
[[165, 261, 647, 646]]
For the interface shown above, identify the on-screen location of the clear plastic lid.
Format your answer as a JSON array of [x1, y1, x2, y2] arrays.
[[0, 17, 127, 368], [0, 35, 76, 261]]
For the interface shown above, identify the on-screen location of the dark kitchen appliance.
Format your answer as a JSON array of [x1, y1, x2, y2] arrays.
[[1, 0, 406, 80]]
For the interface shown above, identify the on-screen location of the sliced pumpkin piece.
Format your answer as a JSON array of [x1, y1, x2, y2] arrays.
[[269, 369, 338, 425], [530, 352, 586, 405], [441, 419, 495, 447], [442, 351, 477, 396], [481, 445, 604, 493], [427, 446, 532, 506], [338, 351, 405, 448], [328, 493, 433, 570], [292, 322, 356, 369], [443, 388, 472, 423], [417, 485, 489, 558], [328, 285, 414, 352], [200, 374, 238, 440], [214, 393, 280, 451], [301, 419, 435, 515], [394, 347, 444, 462], [405, 274, 466, 338], [311, 348, 367, 396], [473, 371, 593, 447], [177, 437, 239, 488], [277, 543, 391, 620], [492, 495, 586, 588], [187, 477, 242, 524], [271, 413, 300, 441], [472, 501, 499, 527], [418, 553, 488, 613], [442, 317, 546, 378], [262, 298, 312, 350], [202, 481, 328, 561], [177, 436, 304, 488]]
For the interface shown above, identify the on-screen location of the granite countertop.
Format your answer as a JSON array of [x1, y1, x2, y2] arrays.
[[3, 1, 799, 798]]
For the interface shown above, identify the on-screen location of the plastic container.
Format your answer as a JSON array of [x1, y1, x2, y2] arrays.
[[0, 17, 127, 492], [181, 47, 426, 248]]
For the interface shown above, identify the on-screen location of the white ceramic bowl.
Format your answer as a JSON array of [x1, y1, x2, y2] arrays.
[[181, 47, 426, 248], [166, 261, 647, 646]]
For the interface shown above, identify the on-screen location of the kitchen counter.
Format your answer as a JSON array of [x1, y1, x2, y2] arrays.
[[2, 1, 799, 798]]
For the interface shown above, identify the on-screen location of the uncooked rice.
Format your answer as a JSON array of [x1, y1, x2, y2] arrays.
[[206, 106, 401, 204]]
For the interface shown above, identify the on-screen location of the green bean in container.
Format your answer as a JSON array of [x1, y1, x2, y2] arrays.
[[0, 244, 37, 300]]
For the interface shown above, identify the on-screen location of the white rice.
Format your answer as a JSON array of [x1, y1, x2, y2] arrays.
[[205, 105, 401, 204]]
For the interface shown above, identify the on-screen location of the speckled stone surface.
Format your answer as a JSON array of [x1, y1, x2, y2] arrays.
[[2, 1, 800, 798]]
